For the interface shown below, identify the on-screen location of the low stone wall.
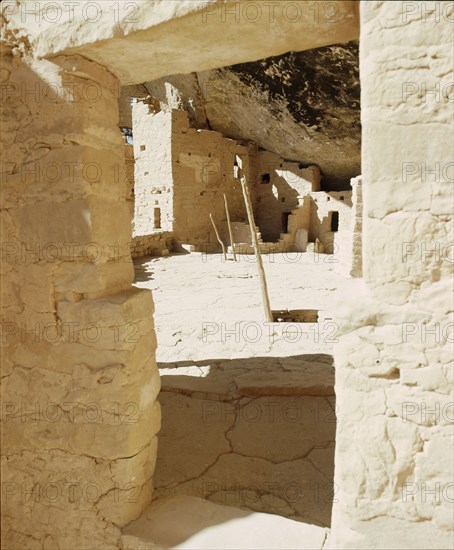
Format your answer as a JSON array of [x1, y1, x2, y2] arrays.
[[131, 232, 175, 258]]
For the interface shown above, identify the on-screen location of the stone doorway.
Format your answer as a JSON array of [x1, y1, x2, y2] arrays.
[[120, 33, 361, 535]]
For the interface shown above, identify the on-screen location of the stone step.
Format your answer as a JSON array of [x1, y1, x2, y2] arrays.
[[279, 232, 293, 243], [121, 495, 328, 550], [159, 354, 335, 398]]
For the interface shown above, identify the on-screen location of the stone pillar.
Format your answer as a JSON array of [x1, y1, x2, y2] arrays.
[[337, 175, 363, 278], [131, 99, 173, 237], [1, 47, 160, 549], [349, 176, 363, 278], [331, 2, 453, 549]]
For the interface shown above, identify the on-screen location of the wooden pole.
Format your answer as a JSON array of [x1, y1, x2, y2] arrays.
[[209, 213, 227, 261], [223, 193, 237, 262], [239, 174, 273, 322]]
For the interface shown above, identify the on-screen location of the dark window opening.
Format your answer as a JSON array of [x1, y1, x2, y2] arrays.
[[261, 173, 270, 184], [140, 144, 146, 152], [154, 207, 162, 230], [282, 212, 291, 232], [330, 211, 339, 232]]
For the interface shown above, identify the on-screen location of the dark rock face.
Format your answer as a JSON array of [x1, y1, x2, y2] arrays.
[[231, 41, 360, 134], [197, 41, 360, 189], [127, 41, 360, 190]]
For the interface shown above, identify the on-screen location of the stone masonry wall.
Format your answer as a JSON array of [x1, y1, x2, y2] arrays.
[[130, 104, 254, 252], [287, 196, 312, 235], [124, 140, 172, 258], [132, 99, 173, 237], [171, 110, 250, 248], [129, 103, 357, 267], [130, 232, 175, 259], [251, 150, 321, 242], [329, 177, 362, 277], [330, 2, 454, 548], [309, 191, 353, 255], [1, 50, 160, 549]]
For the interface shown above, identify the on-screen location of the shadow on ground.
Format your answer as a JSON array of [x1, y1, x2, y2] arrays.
[[153, 354, 337, 529]]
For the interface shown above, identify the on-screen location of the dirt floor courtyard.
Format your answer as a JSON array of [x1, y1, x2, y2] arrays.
[[134, 252, 349, 527]]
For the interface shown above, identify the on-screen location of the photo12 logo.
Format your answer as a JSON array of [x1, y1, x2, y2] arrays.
[[1, 480, 141, 504], [401, 482, 453, 504], [201, 400, 337, 424], [401, 243, 454, 264], [1, 401, 140, 424], [402, 162, 454, 183], [401, 401, 453, 425], [401, 2, 454, 23], [201, 2, 342, 24], [402, 82, 454, 104], [2, 1, 140, 25], [401, 322, 454, 344], [1, 241, 133, 265], [1, 80, 121, 104], [201, 481, 339, 505], [201, 320, 339, 344], [1, 321, 140, 345], [0, 161, 128, 185]]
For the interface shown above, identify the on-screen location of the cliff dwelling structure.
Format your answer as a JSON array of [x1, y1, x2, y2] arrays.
[[1, 2, 453, 550]]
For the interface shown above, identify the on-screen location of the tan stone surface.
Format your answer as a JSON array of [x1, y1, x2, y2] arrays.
[[1, 48, 160, 549], [153, 392, 235, 488], [5, 1, 359, 85], [134, 252, 348, 361], [329, 2, 454, 549]]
